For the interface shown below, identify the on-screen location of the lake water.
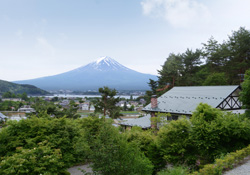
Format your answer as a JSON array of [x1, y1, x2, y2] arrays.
[[42, 94, 139, 99]]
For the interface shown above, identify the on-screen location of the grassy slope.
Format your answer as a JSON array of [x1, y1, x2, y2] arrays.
[[0, 79, 49, 95]]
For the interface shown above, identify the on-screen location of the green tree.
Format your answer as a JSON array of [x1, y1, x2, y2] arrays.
[[20, 92, 28, 101], [240, 69, 250, 115], [0, 141, 65, 175], [190, 103, 250, 163], [2, 91, 16, 98], [94, 86, 120, 119], [90, 122, 154, 175], [226, 27, 250, 84], [148, 79, 158, 94], [157, 117, 196, 165], [125, 127, 165, 172], [0, 116, 90, 167], [158, 53, 183, 87], [202, 37, 227, 72], [203, 72, 228, 85], [180, 49, 202, 85], [123, 101, 128, 111]]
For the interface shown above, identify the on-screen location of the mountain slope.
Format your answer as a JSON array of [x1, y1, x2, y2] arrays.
[[14, 56, 157, 91], [0, 79, 49, 95]]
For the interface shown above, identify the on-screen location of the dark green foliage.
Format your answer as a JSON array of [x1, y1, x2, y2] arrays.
[[0, 116, 90, 168], [125, 127, 165, 172], [94, 86, 120, 119], [191, 103, 250, 162], [77, 115, 106, 146], [147, 27, 250, 96], [0, 79, 48, 95], [157, 166, 189, 175], [157, 117, 196, 165], [203, 72, 228, 85], [2, 92, 28, 101], [0, 100, 23, 111], [158, 53, 183, 87], [31, 100, 80, 119], [148, 79, 158, 94], [226, 27, 250, 84], [0, 141, 65, 175], [240, 69, 250, 115], [155, 103, 250, 169], [90, 122, 154, 175]]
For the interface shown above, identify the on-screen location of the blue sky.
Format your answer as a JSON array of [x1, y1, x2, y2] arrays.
[[1, 0, 250, 81]]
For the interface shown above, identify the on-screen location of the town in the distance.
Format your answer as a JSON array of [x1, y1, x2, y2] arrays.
[[1, 27, 250, 175]]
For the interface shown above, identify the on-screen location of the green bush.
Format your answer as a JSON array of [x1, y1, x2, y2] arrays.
[[190, 103, 250, 162], [90, 122, 154, 175], [157, 166, 189, 175], [157, 117, 196, 165], [190, 143, 250, 175], [124, 127, 165, 172], [0, 116, 90, 168], [0, 141, 64, 175]]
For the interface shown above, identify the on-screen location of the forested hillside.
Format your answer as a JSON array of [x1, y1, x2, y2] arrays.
[[150, 27, 250, 96], [0, 79, 48, 95]]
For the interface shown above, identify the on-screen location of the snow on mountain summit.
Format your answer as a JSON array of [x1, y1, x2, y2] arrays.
[[96, 56, 113, 64], [88, 56, 129, 71]]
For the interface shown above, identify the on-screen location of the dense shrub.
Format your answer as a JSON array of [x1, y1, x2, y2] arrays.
[[191, 144, 250, 175], [157, 117, 196, 165], [0, 115, 90, 168], [125, 127, 165, 172], [0, 141, 65, 175], [157, 166, 189, 175], [191, 103, 250, 162], [90, 122, 154, 175]]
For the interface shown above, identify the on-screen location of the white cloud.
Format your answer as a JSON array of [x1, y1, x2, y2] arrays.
[[141, 0, 211, 28], [141, 0, 250, 32], [36, 37, 55, 56]]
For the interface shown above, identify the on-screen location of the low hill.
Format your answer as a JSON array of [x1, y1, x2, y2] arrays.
[[0, 79, 49, 95]]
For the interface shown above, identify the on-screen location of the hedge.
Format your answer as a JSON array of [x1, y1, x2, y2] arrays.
[[191, 144, 250, 175]]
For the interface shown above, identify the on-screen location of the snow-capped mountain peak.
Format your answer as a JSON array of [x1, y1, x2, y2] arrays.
[[89, 56, 129, 71], [96, 56, 113, 64], [14, 56, 157, 90]]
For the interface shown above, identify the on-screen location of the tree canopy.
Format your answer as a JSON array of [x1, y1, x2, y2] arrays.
[[94, 86, 120, 119], [153, 27, 250, 95]]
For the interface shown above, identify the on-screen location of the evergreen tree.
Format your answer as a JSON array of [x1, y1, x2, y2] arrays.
[[94, 86, 120, 119], [158, 53, 183, 87]]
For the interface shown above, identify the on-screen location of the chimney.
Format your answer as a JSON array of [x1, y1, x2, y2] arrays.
[[151, 95, 157, 109]]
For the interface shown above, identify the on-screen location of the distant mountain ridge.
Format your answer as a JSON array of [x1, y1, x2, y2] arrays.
[[0, 79, 48, 95], [14, 56, 157, 91]]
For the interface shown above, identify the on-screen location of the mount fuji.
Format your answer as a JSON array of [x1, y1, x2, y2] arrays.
[[14, 56, 157, 91]]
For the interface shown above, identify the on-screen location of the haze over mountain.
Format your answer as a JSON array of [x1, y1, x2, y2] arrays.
[[14, 57, 157, 91]]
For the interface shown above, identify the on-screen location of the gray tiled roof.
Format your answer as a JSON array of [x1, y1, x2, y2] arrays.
[[143, 85, 240, 115], [120, 114, 151, 129]]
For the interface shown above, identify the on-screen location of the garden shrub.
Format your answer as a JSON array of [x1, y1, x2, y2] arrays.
[[124, 126, 165, 172], [190, 142, 250, 174], [0, 115, 90, 169], [157, 166, 189, 175], [0, 141, 65, 175], [157, 117, 196, 165], [190, 103, 250, 162], [90, 121, 154, 175]]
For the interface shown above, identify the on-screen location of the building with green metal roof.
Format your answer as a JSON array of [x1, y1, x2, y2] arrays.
[[142, 85, 242, 127]]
